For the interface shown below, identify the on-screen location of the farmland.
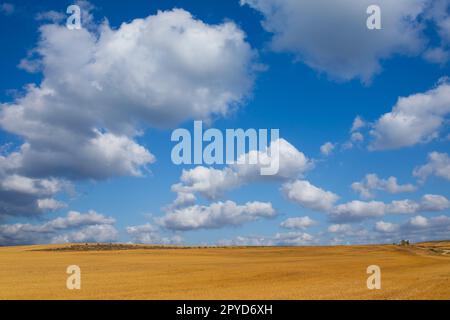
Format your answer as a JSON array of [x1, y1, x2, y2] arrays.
[[0, 242, 449, 299]]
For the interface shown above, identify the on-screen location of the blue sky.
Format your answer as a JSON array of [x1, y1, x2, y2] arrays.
[[0, 0, 449, 246]]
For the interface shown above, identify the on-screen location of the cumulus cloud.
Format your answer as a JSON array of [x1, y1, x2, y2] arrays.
[[375, 215, 450, 242], [277, 177, 447, 224], [424, 47, 450, 64], [337, 116, 367, 151], [0, 136, 142, 220], [331, 201, 386, 222], [2, 8, 255, 178], [35, 10, 65, 23], [351, 132, 364, 143], [327, 224, 370, 243], [328, 224, 353, 234], [0, 155, 70, 219], [351, 173, 416, 199], [126, 223, 183, 245], [164, 139, 309, 231], [0, 7, 257, 217], [2, 134, 155, 181], [241, 0, 426, 82], [280, 216, 316, 230], [171, 139, 312, 206], [320, 142, 335, 156], [234, 138, 313, 179], [158, 201, 276, 231], [37, 198, 67, 211], [422, 0, 450, 64], [330, 194, 450, 222], [0, 174, 63, 196], [420, 194, 450, 211], [218, 231, 314, 246], [0, 210, 117, 245], [51, 224, 118, 244], [282, 180, 339, 212], [370, 81, 450, 150], [172, 167, 241, 202], [351, 116, 366, 132], [413, 152, 450, 182], [217, 235, 272, 246], [409, 215, 429, 228], [374, 221, 399, 233]]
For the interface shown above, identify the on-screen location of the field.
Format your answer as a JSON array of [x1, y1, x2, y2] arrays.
[[0, 242, 449, 300]]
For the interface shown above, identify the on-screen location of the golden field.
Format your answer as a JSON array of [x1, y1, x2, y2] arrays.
[[0, 242, 449, 300]]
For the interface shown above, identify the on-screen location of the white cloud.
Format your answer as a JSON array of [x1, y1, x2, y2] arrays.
[[375, 221, 399, 233], [422, 0, 450, 64], [407, 214, 450, 230], [52, 224, 118, 244], [277, 176, 446, 224], [375, 214, 450, 242], [370, 81, 450, 150], [218, 231, 314, 246], [0, 157, 71, 219], [126, 223, 183, 245], [1, 8, 255, 179], [241, 0, 426, 82], [330, 194, 450, 222], [326, 224, 370, 242], [351, 173, 416, 199], [272, 232, 314, 246], [413, 152, 450, 182], [331, 200, 386, 222], [158, 201, 276, 231], [282, 180, 339, 212], [328, 224, 353, 233], [402, 214, 450, 238], [280, 216, 316, 230], [424, 47, 450, 64], [171, 138, 312, 205], [35, 10, 65, 23], [37, 198, 67, 211], [420, 194, 450, 211], [320, 142, 335, 156], [234, 138, 313, 179], [409, 215, 429, 228], [0, 174, 64, 197], [12, 132, 154, 180], [386, 200, 421, 214], [165, 139, 312, 231], [218, 235, 272, 246], [0, 210, 117, 245], [172, 167, 241, 201], [0, 7, 257, 217], [351, 116, 366, 132], [339, 116, 367, 151], [350, 132, 364, 143]]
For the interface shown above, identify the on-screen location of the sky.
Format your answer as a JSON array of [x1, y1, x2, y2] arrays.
[[0, 0, 449, 246]]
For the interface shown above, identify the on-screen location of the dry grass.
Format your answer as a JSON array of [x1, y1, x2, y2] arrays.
[[0, 242, 449, 300]]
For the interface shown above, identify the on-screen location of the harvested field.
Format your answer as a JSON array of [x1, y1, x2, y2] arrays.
[[0, 242, 449, 300]]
